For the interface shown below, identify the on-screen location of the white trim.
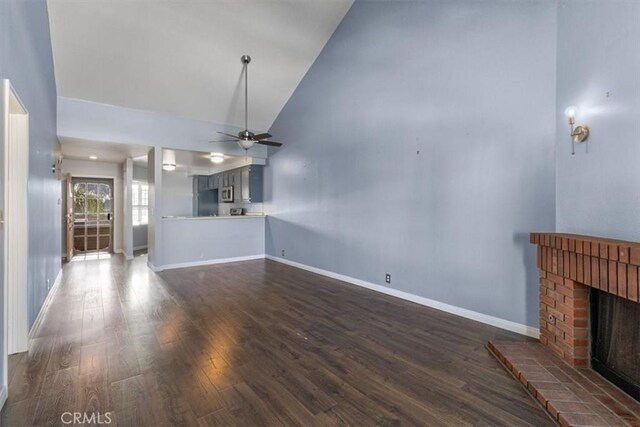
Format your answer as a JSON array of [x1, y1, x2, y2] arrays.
[[0, 385, 6, 411], [5, 82, 29, 355], [114, 248, 133, 260], [156, 254, 266, 272], [29, 268, 62, 338], [133, 245, 148, 251], [265, 255, 539, 338]]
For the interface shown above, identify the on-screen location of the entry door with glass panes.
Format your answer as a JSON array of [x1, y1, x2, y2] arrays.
[[72, 178, 114, 253]]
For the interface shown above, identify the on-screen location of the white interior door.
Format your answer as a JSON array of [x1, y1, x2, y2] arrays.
[[7, 87, 29, 355], [0, 78, 7, 408], [0, 80, 30, 408]]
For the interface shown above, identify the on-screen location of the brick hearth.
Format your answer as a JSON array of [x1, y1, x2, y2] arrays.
[[488, 233, 640, 426], [489, 340, 640, 426], [530, 233, 640, 366]]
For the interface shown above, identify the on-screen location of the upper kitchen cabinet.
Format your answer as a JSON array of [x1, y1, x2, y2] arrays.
[[195, 164, 263, 204], [233, 169, 242, 203], [208, 174, 218, 189], [195, 175, 209, 192], [240, 165, 264, 203]]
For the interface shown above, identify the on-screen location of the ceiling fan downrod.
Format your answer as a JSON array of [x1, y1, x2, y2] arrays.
[[242, 55, 251, 135]]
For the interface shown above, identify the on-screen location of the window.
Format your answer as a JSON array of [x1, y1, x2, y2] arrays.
[[132, 181, 149, 225]]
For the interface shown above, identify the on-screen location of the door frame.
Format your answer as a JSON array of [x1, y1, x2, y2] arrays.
[[1, 79, 30, 407], [64, 173, 73, 262], [70, 177, 114, 255]]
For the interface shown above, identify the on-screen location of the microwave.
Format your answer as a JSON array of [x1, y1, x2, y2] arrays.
[[221, 186, 234, 202]]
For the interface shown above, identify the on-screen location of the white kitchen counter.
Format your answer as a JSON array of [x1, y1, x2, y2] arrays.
[[162, 214, 265, 221]]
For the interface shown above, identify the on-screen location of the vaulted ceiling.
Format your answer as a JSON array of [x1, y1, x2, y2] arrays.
[[47, 0, 353, 131]]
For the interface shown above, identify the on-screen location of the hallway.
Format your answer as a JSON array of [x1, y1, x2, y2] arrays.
[[0, 256, 552, 426]]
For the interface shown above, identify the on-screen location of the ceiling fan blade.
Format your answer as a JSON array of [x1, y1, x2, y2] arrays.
[[209, 139, 238, 143], [256, 140, 283, 147], [253, 133, 272, 140], [217, 131, 240, 139]]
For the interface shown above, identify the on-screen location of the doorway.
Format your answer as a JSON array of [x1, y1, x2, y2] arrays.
[[1, 80, 30, 406], [69, 178, 114, 260]]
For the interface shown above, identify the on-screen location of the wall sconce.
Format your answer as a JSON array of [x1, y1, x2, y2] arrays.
[[565, 106, 589, 155]]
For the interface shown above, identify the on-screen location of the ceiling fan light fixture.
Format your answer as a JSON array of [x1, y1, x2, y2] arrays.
[[210, 152, 224, 163], [238, 139, 255, 150], [211, 55, 284, 149]]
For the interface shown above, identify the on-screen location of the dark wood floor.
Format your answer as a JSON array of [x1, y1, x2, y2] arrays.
[[1, 255, 554, 426]]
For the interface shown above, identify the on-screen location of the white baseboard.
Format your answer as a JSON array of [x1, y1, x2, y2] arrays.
[[0, 385, 6, 411], [115, 248, 135, 260], [156, 254, 266, 272], [133, 245, 148, 251], [29, 268, 63, 338], [265, 255, 539, 338]]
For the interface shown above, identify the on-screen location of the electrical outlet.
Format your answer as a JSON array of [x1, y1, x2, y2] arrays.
[[281, 249, 285, 257], [385, 274, 391, 284]]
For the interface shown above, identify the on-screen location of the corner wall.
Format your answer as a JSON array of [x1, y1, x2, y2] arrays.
[[0, 0, 61, 329], [265, 0, 557, 328], [555, 0, 640, 241]]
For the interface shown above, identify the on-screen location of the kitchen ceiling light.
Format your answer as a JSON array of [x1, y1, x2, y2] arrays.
[[163, 149, 177, 171], [89, 156, 98, 160], [210, 153, 224, 163]]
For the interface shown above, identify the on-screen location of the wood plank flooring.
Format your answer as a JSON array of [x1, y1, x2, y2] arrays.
[[1, 255, 555, 426]]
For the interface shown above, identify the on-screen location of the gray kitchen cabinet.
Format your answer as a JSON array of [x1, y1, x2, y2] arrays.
[[208, 174, 217, 190], [248, 165, 264, 203], [196, 175, 208, 192], [196, 166, 264, 205], [240, 167, 250, 202], [233, 169, 242, 202], [234, 165, 263, 203], [193, 176, 219, 216]]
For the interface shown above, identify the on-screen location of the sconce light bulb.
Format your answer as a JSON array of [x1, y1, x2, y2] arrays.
[[564, 106, 577, 119]]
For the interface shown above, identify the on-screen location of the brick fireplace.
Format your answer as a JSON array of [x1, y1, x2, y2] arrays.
[[531, 233, 640, 366], [488, 233, 640, 426]]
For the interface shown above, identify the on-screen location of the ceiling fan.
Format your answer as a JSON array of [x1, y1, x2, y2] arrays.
[[212, 55, 284, 151]]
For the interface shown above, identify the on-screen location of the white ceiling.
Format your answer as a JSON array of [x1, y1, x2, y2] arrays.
[[61, 138, 259, 175], [162, 148, 261, 175], [47, 0, 353, 131]]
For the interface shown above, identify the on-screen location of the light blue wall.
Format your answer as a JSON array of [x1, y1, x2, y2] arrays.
[[133, 225, 148, 249], [265, 0, 557, 327], [57, 97, 268, 159], [556, 0, 640, 241], [1, 0, 60, 329], [162, 217, 265, 268]]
